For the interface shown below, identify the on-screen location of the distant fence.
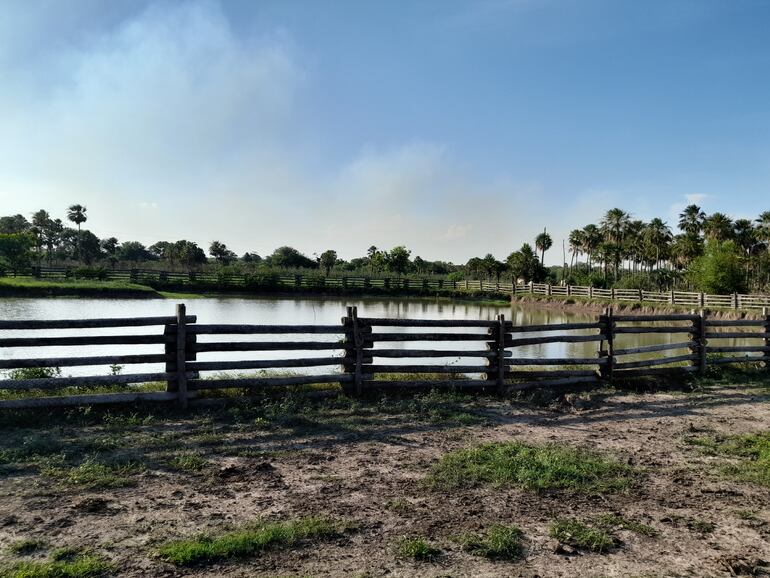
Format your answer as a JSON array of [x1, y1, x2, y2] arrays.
[[0, 306, 768, 410], [27, 266, 770, 310]]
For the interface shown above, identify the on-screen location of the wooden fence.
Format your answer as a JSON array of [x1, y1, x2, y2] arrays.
[[28, 266, 770, 310], [0, 306, 768, 410]]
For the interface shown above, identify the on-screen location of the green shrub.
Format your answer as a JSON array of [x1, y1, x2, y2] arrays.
[[549, 519, 614, 552], [454, 524, 523, 560]]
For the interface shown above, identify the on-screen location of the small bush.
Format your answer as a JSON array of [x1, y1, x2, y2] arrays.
[[454, 524, 523, 560], [393, 536, 440, 561], [549, 519, 615, 553], [8, 366, 62, 380]]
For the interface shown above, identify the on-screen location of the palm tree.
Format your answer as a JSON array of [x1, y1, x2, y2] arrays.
[[703, 212, 734, 242], [568, 229, 585, 273], [582, 224, 602, 272], [678, 204, 705, 235], [600, 209, 630, 279], [534, 229, 553, 265], [756, 211, 770, 248], [642, 218, 672, 270], [67, 204, 88, 264]]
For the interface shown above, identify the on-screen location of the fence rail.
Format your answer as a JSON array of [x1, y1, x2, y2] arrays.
[[0, 306, 768, 409]]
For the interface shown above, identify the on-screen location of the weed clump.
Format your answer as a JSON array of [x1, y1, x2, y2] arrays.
[[454, 524, 524, 560], [393, 536, 440, 561], [549, 519, 615, 553]]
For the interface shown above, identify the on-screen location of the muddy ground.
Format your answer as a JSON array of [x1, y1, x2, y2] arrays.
[[1, 375, 770, 577]]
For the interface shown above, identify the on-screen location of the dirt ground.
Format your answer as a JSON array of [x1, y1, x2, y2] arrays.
[[2, 377, 770, 577]]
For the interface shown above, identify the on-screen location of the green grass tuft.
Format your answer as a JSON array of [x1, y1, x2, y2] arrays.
[[1, 552, 111, 578], [393, 536, 440, 561], [40, 458, 139, 489], [549, 519, 615, 553], [688, 431, 770, 486], [169, 452, 208, 473], [427, 441, 633, 493], [156, 517, 343, 566], [7, 539, 46, 555], [454, 524, 524, 560], [595, 513, 659, 537]]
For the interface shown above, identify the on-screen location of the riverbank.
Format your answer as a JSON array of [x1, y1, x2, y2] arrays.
[[0, 277, 160, 298]]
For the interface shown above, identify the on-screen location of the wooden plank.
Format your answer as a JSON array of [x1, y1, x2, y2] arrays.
[[507, 376, 599, 391], [175, 304, 188, 409], [358, 318, 497, 327], [187, 357, 344, 371], [613, 366, 698, 377], [707, 346, 770, 353], [710, 356, 766, 365], [369, 349, 502, 358], [505, 357, 605, 366], [505, 334, 606, 347], [0, 334, 169, 347], [612, 314, 699, 322], [0, 390, 180, 410], [614, 342, 695, 356], [369, 332, 492, 341], [367, 364, 488, 373], [363, 379, 490, 389], [0, 316, 196, 330], [613, 354, 698, 370], [0, 354, 168, 370], [190, 374, 350, 390], [507, 322, 603, 333], [506, 369, 598, 378], [613, 327, 694, 334], [193, 342, 346, 352], [704, 319, 765, 327], [705, 332, 770, 339], [190, 324, 345, 334], [0, 372, 192, 390]]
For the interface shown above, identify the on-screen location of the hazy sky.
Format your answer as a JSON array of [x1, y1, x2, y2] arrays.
[[1, 0, 769, 264]]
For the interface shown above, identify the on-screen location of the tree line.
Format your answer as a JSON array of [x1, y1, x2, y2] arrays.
[[1, 203, 770, 294]]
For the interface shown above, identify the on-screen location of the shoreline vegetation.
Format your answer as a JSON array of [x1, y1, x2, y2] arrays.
[[0, 276, 766, 319]]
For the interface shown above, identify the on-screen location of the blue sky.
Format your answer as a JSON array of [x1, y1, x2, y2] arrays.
[[1, 0, 769, 264]]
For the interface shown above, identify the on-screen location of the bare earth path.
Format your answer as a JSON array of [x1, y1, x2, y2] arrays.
[[1, 379, 770, 577]]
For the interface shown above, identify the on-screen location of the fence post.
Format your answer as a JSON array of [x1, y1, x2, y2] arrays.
[[699, 292, 705, 308], [669, 290, 675, 305], [733, 293, 739, 309], [343, 306, 365, 395], [764, 307, 770, 371], [546, 283, 552, 296], [175, 303, 189, 409], [589, 285, 594, 299], [637, 289, 642, 302], [496, 314, 507, 395], [695, 309, 707, 375], [598, 307, 614, 382], [529, 281, 534, 294]]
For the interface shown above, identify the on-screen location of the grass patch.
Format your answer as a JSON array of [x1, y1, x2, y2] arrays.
[[169, 452, 208, 473], [595, 513, 658, 537], [549, 519, 615, 553], [393, 536, 440, 561], [1, 551, 110, 578], [40, 458, 139, 489], [7, 539, 46, 555], [156, 517, 343, 566], [428, 441, 633, 493], [687, 431, 770, 486], [0, 276, 157, 297], [454, 524, 524, 560]]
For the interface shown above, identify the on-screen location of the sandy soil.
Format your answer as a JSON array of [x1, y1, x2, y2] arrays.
[[2, 383, 770, 577]]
